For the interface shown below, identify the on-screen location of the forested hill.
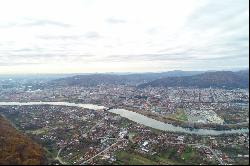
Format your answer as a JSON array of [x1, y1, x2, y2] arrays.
[[138, 70, 249, 89], [48, 70, 204, 87], [0, 114, 47, 165]]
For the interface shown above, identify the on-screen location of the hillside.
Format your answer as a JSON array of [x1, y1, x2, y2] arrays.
[[0, 114, 47, 165], [138, 70, 249, 89], [49, 70, 204, 87]]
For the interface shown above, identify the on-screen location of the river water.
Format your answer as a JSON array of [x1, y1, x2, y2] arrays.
[[0, 102, 248, 136], [0, 101, 106, 110]]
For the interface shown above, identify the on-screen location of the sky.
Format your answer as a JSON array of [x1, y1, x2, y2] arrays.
[[0, 0, 249, 74]]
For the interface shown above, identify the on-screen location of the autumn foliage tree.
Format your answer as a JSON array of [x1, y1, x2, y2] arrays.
[[0, 115, 47, 165]]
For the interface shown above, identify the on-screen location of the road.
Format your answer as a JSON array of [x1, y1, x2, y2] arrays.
[[96, 137, 119, 140], [49, 114, 232, 166], [163, 141, 225, 165], [81, 138, 126, 165], [56, 136, 229, 165], [55, 146, 67, 165], [199, 145, 225, 165], [85, 118, 105, 135], [54, 118, 106, 165], [79, 139, 228, 165]]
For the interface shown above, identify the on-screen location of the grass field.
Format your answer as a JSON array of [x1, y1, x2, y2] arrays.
[[114, 150, 191, 165], [113, 140, 207, 165], [128, 132, 136, 143], [114, 151, 158, 165], [180, 146, 195, 160], [169, 108, 188, 122], [26, 128, 48, 135]]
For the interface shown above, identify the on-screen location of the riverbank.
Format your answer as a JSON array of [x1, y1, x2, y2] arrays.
[[0, 101, 248, 136], [109, 108, 249, 136], [117, 106, 249, 131]]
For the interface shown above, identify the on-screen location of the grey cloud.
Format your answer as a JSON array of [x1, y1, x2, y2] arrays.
[[0, 18, 71, 28], [106, 18, 127, 24], [0, 0, 248, 71], [38, 31, 101, 41], [39, 35, 82, 40], [11, 48, 36, 52], [188, 0, 248, 29], [197, 54, 248, 61], [103, 41, 248, 62], [103, 52, 195, 62], [84, 31, 101, 39], [0, 52, 96, 67], [0, 51, 96, 61], [24, 19, 71, 27], [176, 0, 249, 65], [146, 27, 161, 35], [186, 0, 249, 40], [0, 53, 95, 59], [157, 47, 196, 54], [0, 62, 41, 66]]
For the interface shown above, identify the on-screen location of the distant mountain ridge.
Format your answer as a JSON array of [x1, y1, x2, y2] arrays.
[[48, 70, 249, 89], [138, 70, 249, 89], [49, 70, 204, 87]]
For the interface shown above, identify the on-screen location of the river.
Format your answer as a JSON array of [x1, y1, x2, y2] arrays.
[[0, 102, 248, 136]]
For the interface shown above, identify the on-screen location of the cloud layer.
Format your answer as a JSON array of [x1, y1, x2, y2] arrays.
[[0, 0, 248, 74]]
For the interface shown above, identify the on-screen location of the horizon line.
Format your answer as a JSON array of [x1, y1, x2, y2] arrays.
[[0, 68, 248, 76]]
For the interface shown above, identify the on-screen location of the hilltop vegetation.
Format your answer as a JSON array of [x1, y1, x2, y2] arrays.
[[47, 70, 249, 89], [0, 114, 47, 165], [48, 70, 204, 87], [138, 70, 249, 89]]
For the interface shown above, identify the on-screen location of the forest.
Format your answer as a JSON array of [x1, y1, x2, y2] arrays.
[[0, 114, 47, 165]]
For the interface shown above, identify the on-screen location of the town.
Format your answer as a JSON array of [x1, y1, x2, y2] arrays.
[[0, 82, 249, 165], [0, 84, 248, 127]]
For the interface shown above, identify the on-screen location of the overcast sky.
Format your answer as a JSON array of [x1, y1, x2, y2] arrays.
[[0, 0, 249, 74]]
